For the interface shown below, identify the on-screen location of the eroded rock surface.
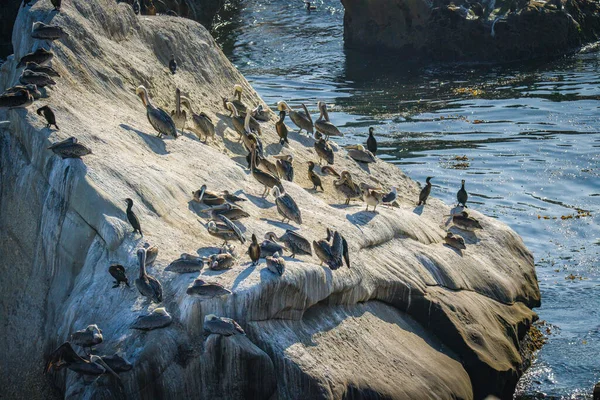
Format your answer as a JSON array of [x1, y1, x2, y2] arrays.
[[0, 0, 539, 399]]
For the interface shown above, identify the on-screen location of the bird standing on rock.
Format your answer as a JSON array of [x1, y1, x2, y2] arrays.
[[266, 252, 285, 276], [366, 127, 377, 155], [457, 179, 468, 207], [136, 85, 177, 138], [272, 186, 302, 225], [249, 234, 261, 265], [37, 106, 58, 130], [276, 110, 289, 145], [48, 137, 92, 159], [125, 198, 142, 236], [70, 325, 103, 354], [108, 264, 129, 288], [135, 247, 163, 303], [307, 161, 323, 191], [169, 54, 177, 74], [418, 177, 433, 206]]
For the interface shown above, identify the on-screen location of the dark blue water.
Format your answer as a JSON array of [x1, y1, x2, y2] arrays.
[[215, 0, 600, 396]]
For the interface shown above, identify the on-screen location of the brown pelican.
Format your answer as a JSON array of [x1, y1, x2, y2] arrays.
[[265, 230, 312, 258], [25, 62, 60, 77], [451, 211, 482, 230], [4, 84, 41, 99], [266, 253, 285, 276], [346, 144, 376, 163], [170, 88, 186, 132], [48, 137, 92, 159], [207, 214, 245, 244], [314, 138, 334, 165], [180, 95, 215, 142], [250, 144, 282, 197], [31, 22, 68, 40], [315, 101, 342, 139], [331, 229, 350, 268], [274, 154, 294, 182], [418, 177, 433, 205], [70, 325, 103, 354], [224, 84, 247, 117], [366, 127, 377, 155], [187, 279, 232, 298], [334, 171, 362, 205], [307, 161, 323, 191], [17, 48, 53, 68], [37, 106, 58, 130], [251, 104, 270, 122], [226, 102, 262, 139], [124, 198, 142, 236], [260, 234, 286, 257], [0, 89, 34, 108], [143, 242, 158, 265], [277, 101, 313, 135], [45, 342, 119, 378], [276, 110, 289, 145], [313, 235, 340, 270], [136, 85, 177, 138], [193, 184, 226, 206], [206, 252, 235, 270], [272, 186, 302, 225], [131, 308, 172, 330], [444, 232, 466, 250], [457, 179, 468, 207], [135, 248, 163, 303], [108, 264, 129, 288], [51, 0, 61, 11], [169, 54, 176, 74], [19, 70, 55, 87], [165, 254, 204, 273], [249, 234, 260, 265], [203, 203, 250, 221], [204, 314, 245, 336], [222, 190, 246, 203], [321, 165, 340, 178], [360, 182, 385, 212]]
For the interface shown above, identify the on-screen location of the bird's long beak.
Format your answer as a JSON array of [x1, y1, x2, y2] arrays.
[[198, 186, 206, 203]]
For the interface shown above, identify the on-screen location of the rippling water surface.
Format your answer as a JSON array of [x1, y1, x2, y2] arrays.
[[215, 0, 600, 396]]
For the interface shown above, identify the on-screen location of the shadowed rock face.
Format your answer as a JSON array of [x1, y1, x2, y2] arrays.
[[0, 0, 539, 398], [342, 0, 600, 62]]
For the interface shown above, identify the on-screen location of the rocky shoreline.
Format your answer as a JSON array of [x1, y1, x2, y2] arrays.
[[0, 0, 540, 398]]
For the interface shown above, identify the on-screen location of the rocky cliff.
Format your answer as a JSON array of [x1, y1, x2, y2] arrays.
[[0, 0, 540, 399], [342, 0, 600, 62]]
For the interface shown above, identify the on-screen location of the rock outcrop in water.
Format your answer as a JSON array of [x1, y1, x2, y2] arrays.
[[0, 0, 540, 399], [342, 0, 600, 62]]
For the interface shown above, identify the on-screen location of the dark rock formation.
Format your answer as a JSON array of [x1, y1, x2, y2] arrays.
[[342, 0, 600, 62]]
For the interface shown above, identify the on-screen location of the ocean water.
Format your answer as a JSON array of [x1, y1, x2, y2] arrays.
[[214, 0, 600, 397]]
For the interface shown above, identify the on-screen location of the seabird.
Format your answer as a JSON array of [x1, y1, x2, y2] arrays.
[[131, 307, 172, 330], [204, 314, 245, 336], [265, 230, 311, 258], [457, 179, 468, 207], [187, 279, 232, 298], [366, 127, 377, 155], [272, 186, 302, 225], [136, 85, 177, 138], [165, 254, 204, 273], [37, 106, 59, 130], [135, 248, 163, 303], [418, 177, 433, 206], [266, 252, 285, 276], [307, 161, 324, 191], [249, 234, 260, 265], [48, 137, 92, 159], [124, 198, 142, 236], [277, 101, 313, 134], [108, 264, 129, 288]]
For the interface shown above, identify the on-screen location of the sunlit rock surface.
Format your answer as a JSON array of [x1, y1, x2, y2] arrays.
[[0, 0, 539, 398]]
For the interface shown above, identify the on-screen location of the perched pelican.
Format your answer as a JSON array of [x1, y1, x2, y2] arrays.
[[193, 184, 226, 206], [31, 22, 68, 40], [131, 308, 172, 330], [265, 230, 311, 258], [266, 252, 285, 276], [124, 198, 142, 236], [0, 89, 34, 108], [45, 342, 118, 378], [165, 254, 204, 273], [170, 88, 187, 132], [331, 229, 350, 268], [169, 54, 177, 74], [25, 62, 60, 77], [321, 165, 340, 178], [227, 102, 262, 139], [187, 279, 231, 297], [19, 70, 55, 87], [366, 127, 377, 155], [136, 85, 177, 138], [227, 84, 247, 116], [180, 95, 215, 142], [204, 314, 245, 336], [307, 161, 323, 191], [222, 191, 246, 203], [272, 186, 302, 225], [249, 234, 261, 265], [207, 215, 245, 244], [70, 325, 103, 353], [48, 137, 92, 159], [37, 106, 58, 130], [334, 171, 362, 205], [457, 179, 468, 207], [252, 104, 270, 122], [274, 154, 294, 182], [360, 183, 385, 212], [314, 138, 334, 165], [203, 203, 250, 221], [207, 252, 235, 270], [278, 101, 313, 134], [445, 232, 466, 250], [313, 233, 341, 270], [4, 84, 41, 99], [276, 110, 289, 145], [451, 211, 482, 230], [315, 101, 342, 139], [144, 242, 159, 265], [108, 264, 129, 288], [135, 248, 163, 303], [418, 177, 433, 206], [382, 187, 397, 205], [250, 144, 282, 197], [260, 234, 286, 257], [346, 144, 376, 163], [17, 48, 53, 68]]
